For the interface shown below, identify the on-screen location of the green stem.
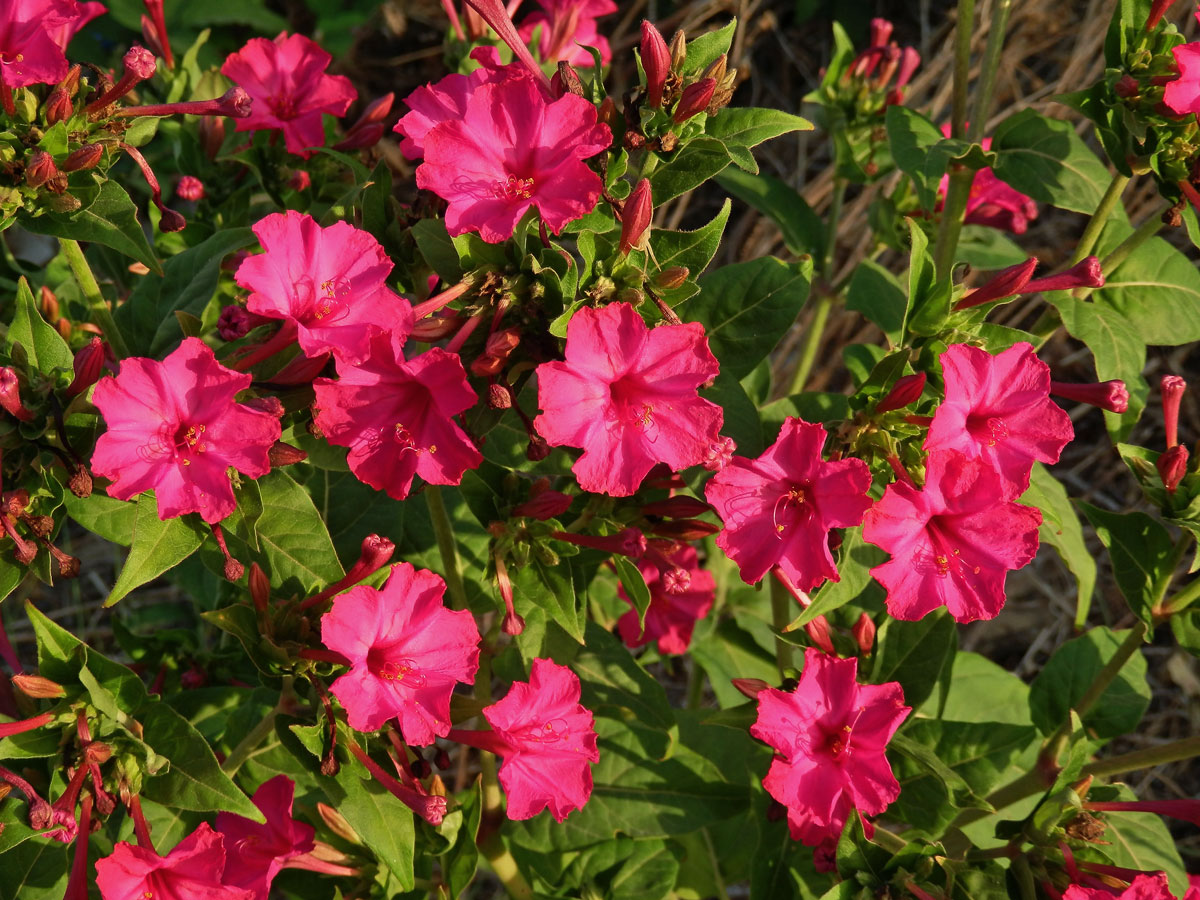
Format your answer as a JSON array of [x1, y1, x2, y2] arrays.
[[425, 486, 469, 610], [788, 291, 833, 396], [1160, 575, 1200, 616], [770, 578, 792, 679], [479, 830, 535, 900], [1013, 856, 1038, 900], [933, 168, 975, 279], [701, 828, 731, 900], [222, 676, 293, 775], [821, 179, 846, 282], [1081, 734, 1200, 779], [966, 0, 1013, 144], [1073, 173, 1131, 263], [950, 0, 976, 138], [871, 826, 908, 853], [59, 238, 130, 359], [1090, 207, 1168, 293], [685, 660, 706, 710]]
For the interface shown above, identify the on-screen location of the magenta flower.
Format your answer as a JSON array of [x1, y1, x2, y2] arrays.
[[705, 418, 873, 589], [1065, 873, 1185, 900], [322, 562, 481, 742], [235, 211, 413, 364], [750, 648, 910, 847], [1, 0, 104, 89], [616, 544, 715, 655], [416, 76, 610, 242], [90, 338, 281, 524], [215, 776, 314, 899], [1166, 20, 1200, 117], [937, 132, 1038, 234], [925, 342, 1074, 498], [96, 823, 253, 900], [534, 303, 723, 496], [517, 0, 617, 66], [450, 658, 600, 822], [313, 335, 482, 500], [393, 46, 517, 160], [862, 450, 1041, 622], [221, 32, 357, 157]]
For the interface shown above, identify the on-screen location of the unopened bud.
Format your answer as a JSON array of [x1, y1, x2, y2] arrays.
[[851, 613, 876, 656], [124, 46, 158, 81], [732, 677, 770, 700], [487, 382, 513, 409], [61, 143, 103, 172], [653, 266, 689, 290], [434, 749, 451, 770], [700, 54, 727, 86], [40, 286, 59, 322], [25, 151, 58, 188], [869, 17, 894, 47], [317, 802, 360, 843], [199, 116, 225, 160], [502, 611, 526, 636], [1114, 74, 1140, 98], [243, 396, 285, 418], [0, 367, 35, 422], [288, 169, 311, 191], [84, 741, 113, 764], [175, 175, 204, 201], [875, 372, 926, 413], [1163, 375, 1187, 448], [12, 674, 66, 699], [673, 79, 716, 123], [66, 337, 108, 399], [598, 96, 620, 132], [552, 61, 584, 98], [1147, 0, 1180, 29], [1049, 380, 1129, 414], [44, 87, 73, 125], [512, 489, 573, 520], [619, 179, 653, 255], [268, 441, 308, 467], [953, 257, 1038, 310], [1158, 444, 1189, 493], [332, 122, 384, 152], [805, 616, 835, 655], [217, 305, 270, 341], [669, 30, 687, 71], [249, 562, 270, 612], [641, 496, 711, 518], [1024, 257, 1105, 294], [702, 436, 737, 472], [649, 518, 721, 540], [640, 22, 671, 108], [526, 434, 552, 461]]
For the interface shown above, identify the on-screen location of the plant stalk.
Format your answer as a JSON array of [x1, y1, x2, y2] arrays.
[[1081, 734, 1200, 779], [222, 675, 293, 775], [1092, 207, 1168, 293], [425, 485, 469, 610], [770, 578, 793, 679], [59, 238, 130, 359], [1073, 173, 1131, 263], [788, 292, 833, 396], [966, 0, 1013, 144], [950, 0, 976, 138]]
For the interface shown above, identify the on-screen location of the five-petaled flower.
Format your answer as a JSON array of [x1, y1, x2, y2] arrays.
[[750, 648, 911, 848], [517, 0, 617, 66], [90, 337, 282, 524], [616, 543, 715, 655], [96, 823, 254, 900], [534, 302, 724, 496], [1, 0, 104, 89], [322, 562, 481, 742]]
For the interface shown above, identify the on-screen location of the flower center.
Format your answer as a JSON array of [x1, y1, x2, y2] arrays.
[[491, 174, 535, 201], [609, 377, 656, 430], [772, 484, 813, 538], [313, 277, 352, 321], [823, 724, 853, 760], [171, 423, 207, 467], [967, 414, 1009, 447], [920, 519, 982, 579], [513, 718, 569, 744], [366, 650, 426, 686], [268, 94, 298, 120]]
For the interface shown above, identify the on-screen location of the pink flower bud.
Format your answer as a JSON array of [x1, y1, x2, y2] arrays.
[[1115, 74, 1140, 98], [288, 169, 311, 192], [25, 151, 58, 188], [620, 179, 653, 255], [702, 436, 737, 472], [1024, 257, 1104, 294], [124, 46, 158, 81], [953, 257, 1038, 310], [513, 489, 573, 520], [1157, 444, 1189, 493], [673, 78, 716, 123], [44, 87, 73, 125], [552, 527, 647, 558], [267, 441, 307, 467], [875, 372, 927, 413], [1147, 0, 1180, 29], [333, 122, 384, 152], [1083, 798, 1200, 826], [641, 21, 671, 108], [0, 368, 35, 422], [60, 143, 103, 173], [851, 613, 876, 656], [11, 675, 65, 699], [804, 616, 836, 655], [65, 338, 108, 399], [175, 175, 205, 201], [354, 92, 395, 127], [869, 18, 894, 47], [0, 711, 54, 739], [731, 677, 771, 700], [1049, 379, 1129, 414], [640, 496, 712, 518], [895, 47, 920, 90], [1162, 375, 1186, 448]]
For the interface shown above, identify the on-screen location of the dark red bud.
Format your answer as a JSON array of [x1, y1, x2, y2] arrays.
[[61, 143, 103, 173], [65, 338, 107, 399], [268, 441, 307, 467], [875, 372, 927, 413], [332, 122, 384, 152], [502, 611, 526, 636], [953, 257, 1038, 310], [356, 92, 395, 126], [731, 678, 770, 700], [805, 616, 836, 655], [641, 21, 671, 108], [1147, 0, 1179, 29], [648, 518, 721, 540], [0, 368, 35, 422], [487, 382, 513, 409], [217, 305, 269, 341], [640, 496, 711, 518], [1049, 380, 1130, 414], [1163, 375, 1187, 448], [287, 169, 311, 191], [673, 79, 716, 123], [526, 434, 552, 461], [25, 151, 58, 188], [512, 490, 573, 520], [199, 116, 225, 160], [1158, 444, 1189, 493], [249, 563, 270, 612], [1024, 257, 1104, 294], [552, 527, 647, 557], [1115, 74, 1140, 98], [620, 179, 653, 255], [44, 87, 74, 125], [869, 17, 894, 47], [852, 613, 876, 656]]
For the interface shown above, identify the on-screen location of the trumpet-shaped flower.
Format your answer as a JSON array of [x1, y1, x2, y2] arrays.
[[862, 450, 1041, 622], [517, 0, 617, 66], [96, 823, 253, 900], [616, 543, 715, 654], [222, 32, 357, 157], [90, 338, 281, 524], [534, 303, 723, 496], [322, 562, 481, 742], [705, 418, 873, 589], [1, 0, 105, 89], [417, 76, 610, 242], [235, 211, 412, 364], [313, 336, 482, 500], [216, 776, 315, 899], [925, 342, 1074, 498], [750, 648, 910, 847]]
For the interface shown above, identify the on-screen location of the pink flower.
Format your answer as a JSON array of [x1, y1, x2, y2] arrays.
[[90, 337, 281, 524], [235, 211, 413, 364], [322, 562, 481, 742], [534, 303, 723, 496], [1065, 873, 1185, 900], [750, 648, 911, 847], [1, 0, 104, 89], [937, 131, 1038, 234], [451, 658, 600, 822], [96, 823, 254, 900], [221, 32, 357, 157], [393, 46, 518, 160], [705, 418, 873, 589], [215, 776, 315, 899], [1166, 21, 1200, 117], [862, 450, 1041, 622], [416, 76, 610, 242], [517, 0, 617, 66], [925, 342, 1074, 498], [616, 544, 715, 654], [313, 335, 482, 500]]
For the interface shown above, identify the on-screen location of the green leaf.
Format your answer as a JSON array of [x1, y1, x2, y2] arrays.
[[1078, 502, 1175, 623], [512, 558, 585, 651], [706, 108, 812, 174], [613, 556, 651, 631], [1093, 231, 1200, 347], [1021, 464, 1096, 625], [716, 168, 823, 257], [106, 494, 206, 606], [691, 257, 812, 380], [681, 20, 737, 75], [689, 620, 778, 708], [705, 370, 763, 457], [870, 610, 957, 710], [62, 492, 137, 544], [1028, 627, 1150, 739], [648, 137, 731, 205], [411, 218, 462, 283], [0, 801, 39, 854], [846, 260, 907, 348], [610, 839, 681, 900], [441, 780, 482, 900], [254, 470, 344, 594], [22, 180, 161, 273], [139, 700, 264, 820], [886, 105, 958, 209], [784, 527, 883, 630], [956, 225, 1030, 269], [573, 623, 675, 734], [989, 109, 1115, 214], [928, 651, 1033, 726], [650, 199, 730, 305], [1093, 787, 1189, 895], [6, 277, 72, 376], [0, 838, 68, 900]]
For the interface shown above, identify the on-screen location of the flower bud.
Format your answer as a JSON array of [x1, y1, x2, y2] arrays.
[[953, 257, 1037, 310], [526, 433, 552, 461], [124, 45, 158, 81], [647, 518, 720, 540], [332, 123, 384, 152], [619, 178, 653, 255], [551, 61, 584, 98], [287, 169, 311, 192], [175, 175, 204, 201], [44, 87, 74, 125], [875, 372, 926, 413], [851, 613, 876, 656], [673, 79, 716, 123], [1024, 257, 1105, 294], [199, 116, 225, 160], [1147, 0, 1180, 29], [217, 305, 270, 341], [1157, 444, 1189, 493], [702, 436, 737, 472], [805, 616, 836, 655], [0, 368, 35, 422], [701, 54, 727, 86], [653, 266, 689, 290], [1162, 375, 1186, 448], [662, 566, 691, 593], [1049, 380, 1129, 414], [65, 337, 108, 399], [249, 562, 270, 612], [640, 21, 671, 108], [513, 489, 573, 520], [268, 441, 308, 467], [12, 674, 66, 699], [40, 286, 59, 322], [552, 527, 647, 558], [869, 17, 893, 47], [894, 47, 920, 91], [25, 151, 58, 188], [640, 496, 711, 518], [61, 143, 103, 173], [1114, 74, 1140, 98], [731, 677, 770, 700], [487, 382, 513, 409], [669, 30, 687, 71], [317, 803, 361, 843]]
